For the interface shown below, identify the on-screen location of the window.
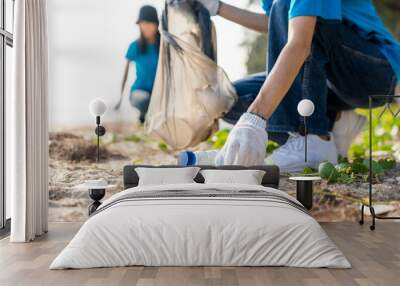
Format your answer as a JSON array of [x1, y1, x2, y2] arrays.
[[0, 0, 14, 234]]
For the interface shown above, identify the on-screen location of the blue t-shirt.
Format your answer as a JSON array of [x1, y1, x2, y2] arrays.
[[126, 40, 159, 93], [261, 0, 400, 81]]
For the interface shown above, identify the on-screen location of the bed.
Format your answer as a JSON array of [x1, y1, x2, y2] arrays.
[[50, 165, 350, 269]]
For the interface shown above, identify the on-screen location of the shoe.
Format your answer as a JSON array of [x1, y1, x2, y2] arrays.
[[267, 133, 338, 173], [332, 111, 367, 158], [139, 113, 146, 124]]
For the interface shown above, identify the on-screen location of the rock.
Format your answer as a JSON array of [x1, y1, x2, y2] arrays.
[[385, 178, 396, 184]]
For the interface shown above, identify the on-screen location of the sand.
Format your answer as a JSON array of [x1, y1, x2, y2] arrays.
[[49, 123, 400, 222]]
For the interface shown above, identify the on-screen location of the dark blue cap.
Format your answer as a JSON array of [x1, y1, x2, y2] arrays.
[[136, 5, 159, 25]]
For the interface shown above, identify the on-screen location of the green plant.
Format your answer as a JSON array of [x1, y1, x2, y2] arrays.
[[349, 106, 400, 159], [350, 158, 369, 174], [378, 157, 397, 170], [318, 162, 340, 183], [336, 173, 355, 184], [363, 159, 385, 177], [335, 162, 352, 174], [266, 141, 279, 154], [158, 142, 168, 152], [124, 134, 142, 143], [131, 159, 144, 164], [208, 129, 229, 149], [303, 166, 316, 175], [317, 155, 396, 184]]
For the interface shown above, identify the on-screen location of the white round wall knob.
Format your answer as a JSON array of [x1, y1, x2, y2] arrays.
[[297, 99, 315, 117], [89, 98, 107, 117]]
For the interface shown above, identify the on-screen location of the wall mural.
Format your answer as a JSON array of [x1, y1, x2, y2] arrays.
[[48, 0, 400, 222]]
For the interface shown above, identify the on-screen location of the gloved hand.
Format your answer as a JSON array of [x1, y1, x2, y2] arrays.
[[196, 0, 220, 16], [215, 112, 268, 166]]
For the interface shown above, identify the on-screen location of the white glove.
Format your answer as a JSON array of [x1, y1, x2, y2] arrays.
[[215, 112, 268, 166], [197, 0, 220, 16]]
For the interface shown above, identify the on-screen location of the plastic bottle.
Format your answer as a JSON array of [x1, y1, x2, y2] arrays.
[[177, 150, 219, 166]]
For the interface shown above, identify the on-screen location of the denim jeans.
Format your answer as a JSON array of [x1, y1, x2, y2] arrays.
[[129, 90, 151, 123], [223, 0, 397, 145]]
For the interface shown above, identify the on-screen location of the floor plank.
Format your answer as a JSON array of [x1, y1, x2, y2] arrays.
[[0, 222, 399, 286]]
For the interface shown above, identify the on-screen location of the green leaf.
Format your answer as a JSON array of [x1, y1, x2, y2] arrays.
[[131, 159, 144, 165], [319, 162, 335, 179], [318, 162, 340, 183], [338, 155, 349, 164], [336, 173, 354, 184], [303, 166, 316, 175], [349, 143, 367, 159], [266, 141, 279, 154], [378, 158, 396, 170], [124, 134, 142, 143], [208, 129, 230, 150], [158, 142, 168, 152], [350, 158, 369, 174], [335, 162, 352, 175], [363, 159, 385, 177]]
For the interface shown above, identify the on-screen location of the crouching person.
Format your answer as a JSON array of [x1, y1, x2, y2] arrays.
[[198, 0, 399, 171], [121, 5, 160, 123]]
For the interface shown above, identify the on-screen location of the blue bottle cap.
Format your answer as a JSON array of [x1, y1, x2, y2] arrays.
[[177, 151, 197, 166]]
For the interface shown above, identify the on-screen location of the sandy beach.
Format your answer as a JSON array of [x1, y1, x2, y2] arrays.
[[48, 122, 400, 222]]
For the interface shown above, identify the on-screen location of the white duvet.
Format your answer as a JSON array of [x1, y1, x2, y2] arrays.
[[50, 183, 351, 269]]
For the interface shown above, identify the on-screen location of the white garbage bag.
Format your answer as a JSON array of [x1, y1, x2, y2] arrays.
[[145, 0, 237, 150]]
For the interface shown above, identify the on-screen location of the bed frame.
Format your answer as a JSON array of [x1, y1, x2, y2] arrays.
[[123, 165, 280, 190]]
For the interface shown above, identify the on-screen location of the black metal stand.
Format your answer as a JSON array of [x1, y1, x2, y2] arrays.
[[296, 180, 313, 210], [359, 95, 400, 231], [94, 116, 106, 162], [304, 117, 308, 162], [88, 188, 106, 215], [89, 116, 106, 215]]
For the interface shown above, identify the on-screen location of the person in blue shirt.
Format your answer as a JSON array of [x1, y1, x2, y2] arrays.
[[121, 5, 160, 123], [198, 0, 399, 171]]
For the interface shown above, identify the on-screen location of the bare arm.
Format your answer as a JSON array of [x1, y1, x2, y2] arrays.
[[218, 1, 268, 33], [248, 16, 317, 118], [121, 61, 130, 94]]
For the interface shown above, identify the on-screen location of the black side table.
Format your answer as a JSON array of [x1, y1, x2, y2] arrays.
[[74, 183, 116, 216], [88, 188, 106, 215], [289, 177, 321, 210]]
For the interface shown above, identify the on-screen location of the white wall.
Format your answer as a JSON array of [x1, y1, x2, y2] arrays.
[[48, 0, 263, 129]]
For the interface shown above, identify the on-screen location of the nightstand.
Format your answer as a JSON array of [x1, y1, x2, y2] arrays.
[[75, 181, 116, 215], [289, 176, 321, 210]]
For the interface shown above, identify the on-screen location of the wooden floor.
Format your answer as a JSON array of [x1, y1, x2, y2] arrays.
[[0, 222, 399, 286]]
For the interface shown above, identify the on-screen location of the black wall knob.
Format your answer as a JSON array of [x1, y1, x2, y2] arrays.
[[95, 125, 106, 136]]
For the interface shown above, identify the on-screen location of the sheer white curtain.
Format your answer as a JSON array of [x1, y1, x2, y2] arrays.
[[9, 0, 49, 242]]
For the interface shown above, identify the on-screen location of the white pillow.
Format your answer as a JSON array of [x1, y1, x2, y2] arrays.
[[135, 167, 200, 186], [200, 169, 266, 185]]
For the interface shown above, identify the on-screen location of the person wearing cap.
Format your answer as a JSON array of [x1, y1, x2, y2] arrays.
[[121, 5, 160, 123], [196, 0, 399, 171]]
